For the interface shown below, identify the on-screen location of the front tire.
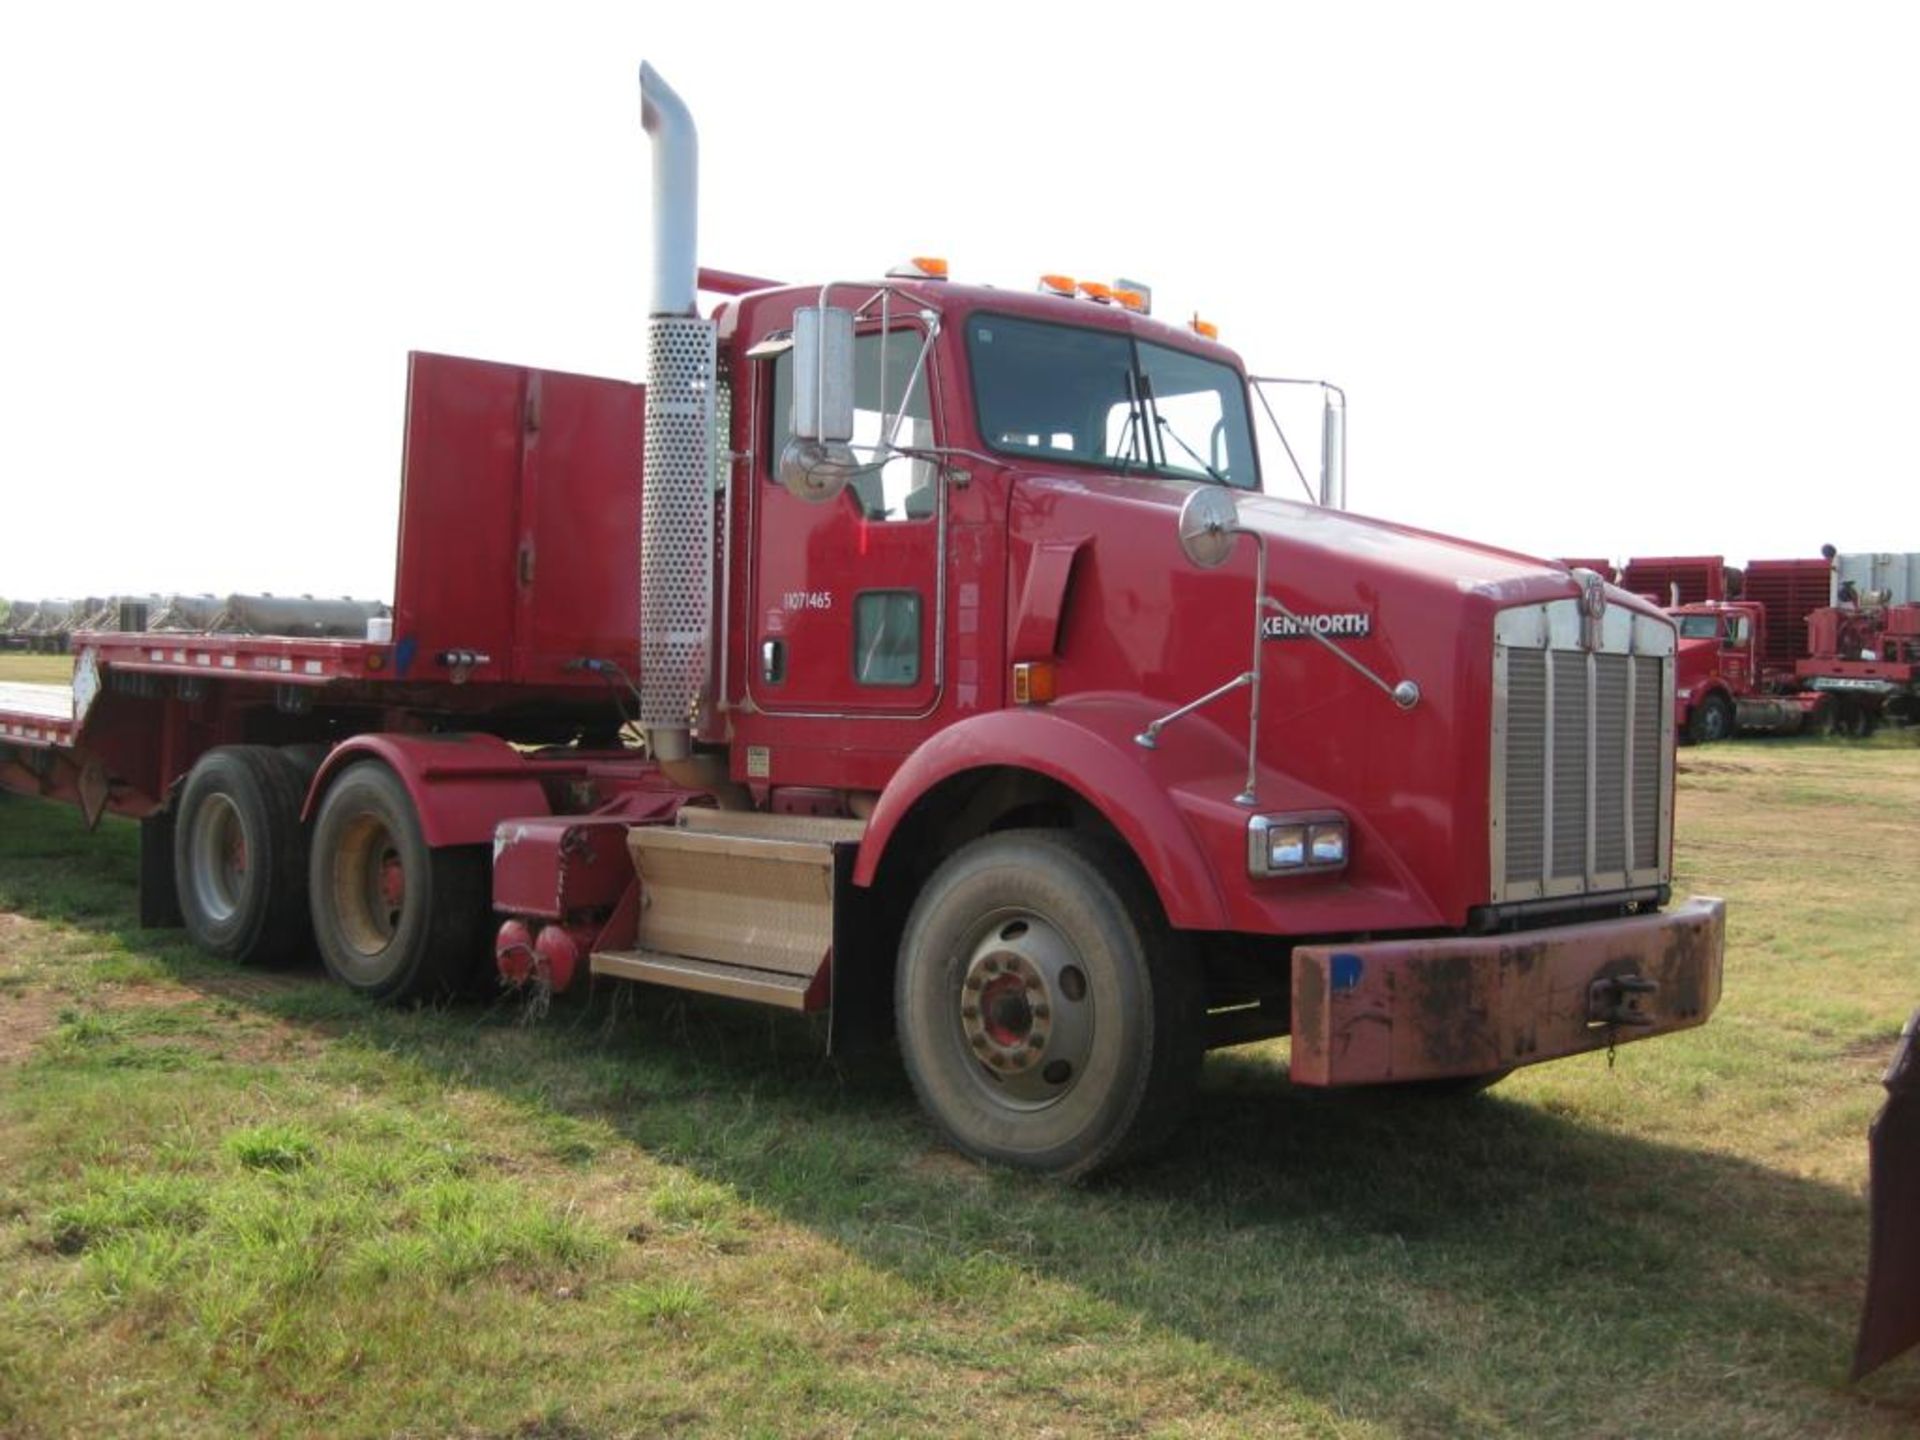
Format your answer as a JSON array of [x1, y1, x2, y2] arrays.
[[1688, 693, 1733, 745], [895, 831, 1203, 1180], [173, 746, 312, 965], [308, 762, 488, 1003]]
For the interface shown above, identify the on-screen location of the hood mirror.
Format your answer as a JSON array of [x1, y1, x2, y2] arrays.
[[1177, 485, 1240, 569]]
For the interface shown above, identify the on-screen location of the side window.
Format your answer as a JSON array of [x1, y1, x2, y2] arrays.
[[853, 591, 921, 685], [771, 329, 937, 522]]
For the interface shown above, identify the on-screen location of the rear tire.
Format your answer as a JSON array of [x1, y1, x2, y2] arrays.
[[895, 830, 1204, 1180], [308, 762, 489, 1003], [173, 746, 312, 965]]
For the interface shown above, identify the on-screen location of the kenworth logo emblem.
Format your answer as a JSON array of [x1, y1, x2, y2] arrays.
[[1263, 612, 1372, 640]]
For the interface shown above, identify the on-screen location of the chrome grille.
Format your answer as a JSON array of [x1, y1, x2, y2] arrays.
[[1491, 600, 1674, 903]]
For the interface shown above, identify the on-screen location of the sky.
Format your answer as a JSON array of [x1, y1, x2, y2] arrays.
[[2, 1, 1914, 602]]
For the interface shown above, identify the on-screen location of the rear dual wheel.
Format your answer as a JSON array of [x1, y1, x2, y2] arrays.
[[308, 762, 489, 1002], [895, 831, 1204, 1180], [174, 747, 313, 965]]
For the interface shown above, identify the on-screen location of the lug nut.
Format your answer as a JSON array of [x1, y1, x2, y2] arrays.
[[970, 1033, 988, 1050]]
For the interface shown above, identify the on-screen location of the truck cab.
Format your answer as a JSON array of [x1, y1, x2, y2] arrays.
[[1673, 601, 1764, 742], [596, 264, 1722, 1176]]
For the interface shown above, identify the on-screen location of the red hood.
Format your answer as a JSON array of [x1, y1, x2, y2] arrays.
[[1007, 472, 1630, 929]]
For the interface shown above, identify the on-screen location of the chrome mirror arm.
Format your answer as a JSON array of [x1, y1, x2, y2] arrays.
[[1138, 507, 1420, 809], [1260, 595, 1421, 710], [1135, 528, 1274, 807]]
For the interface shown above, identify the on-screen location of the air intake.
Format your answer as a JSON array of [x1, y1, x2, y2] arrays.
[[1491, 598, 1675, 903]]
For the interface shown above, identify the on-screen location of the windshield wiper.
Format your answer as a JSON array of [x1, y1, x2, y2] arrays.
[[1139, 373, 1227, 484], [1112, 369, 1147, 475]]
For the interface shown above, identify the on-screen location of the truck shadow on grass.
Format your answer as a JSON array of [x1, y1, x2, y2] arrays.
[[4, 799, 1917, 1437]]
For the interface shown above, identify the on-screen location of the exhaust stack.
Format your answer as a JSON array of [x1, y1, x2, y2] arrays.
[[1317, 385, 1346, 511], [637, 63, 716, 763], [640, 62, 698, 318]]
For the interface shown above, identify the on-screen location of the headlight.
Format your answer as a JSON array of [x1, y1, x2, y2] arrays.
[[1248, 812, 1349, 877]]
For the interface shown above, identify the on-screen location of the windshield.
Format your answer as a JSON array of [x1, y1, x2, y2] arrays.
[[1677, 615, 1720, 639], [966, 313, 1259, 488]]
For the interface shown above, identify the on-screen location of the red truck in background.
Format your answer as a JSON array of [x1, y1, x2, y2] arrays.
[[1641, 553, 1919, 741], [0, 64, 1726, 1178]]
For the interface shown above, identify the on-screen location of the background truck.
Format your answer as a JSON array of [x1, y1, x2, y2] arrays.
[[1664, 552, 1917, 740], [0, 64, 1724, 1178]]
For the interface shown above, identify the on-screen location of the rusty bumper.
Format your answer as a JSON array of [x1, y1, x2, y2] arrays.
[[1290, 897, 1726, 1086]]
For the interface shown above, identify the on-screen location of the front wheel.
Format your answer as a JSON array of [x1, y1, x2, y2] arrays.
[[308, 762, 488, 1003], [894, 831, 1204, 1180], [1688, 693, 1734, 745]]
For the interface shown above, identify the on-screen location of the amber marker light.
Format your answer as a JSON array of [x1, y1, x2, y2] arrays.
[[1114, 278, 1153, 313], [1012, 661, 1057, 705], [365, 651, 387, 671], [1191, 315, 1220, 339], [888, 255, 950, 280], [1077, 281, 1114, 304], [1038, 274, 1076, 297]]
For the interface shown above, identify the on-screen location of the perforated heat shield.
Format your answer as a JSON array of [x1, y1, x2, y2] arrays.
[[639, 314, 718, 731]]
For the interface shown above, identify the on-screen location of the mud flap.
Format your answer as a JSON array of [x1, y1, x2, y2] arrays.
[[1854, 1007, 1920, 1381]]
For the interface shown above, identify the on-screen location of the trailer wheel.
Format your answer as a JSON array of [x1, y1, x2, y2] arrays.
[[308, 762, 488, 1003], [895, 830, 1204, 1180], [174, 747, 312, 965], [1688, 694, 1733, 745]]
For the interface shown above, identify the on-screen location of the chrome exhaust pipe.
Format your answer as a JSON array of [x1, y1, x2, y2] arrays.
[[637, 63, 716, 764], [1318, 385, 1346, 510], [639, 63, 698, 318]]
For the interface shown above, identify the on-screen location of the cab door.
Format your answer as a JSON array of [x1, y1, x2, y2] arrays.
[[1721, 612, 1755, 692], [746, 319, 944, 717]]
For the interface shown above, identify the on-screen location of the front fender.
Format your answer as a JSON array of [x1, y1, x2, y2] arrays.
[[303, 733, 552, 848], [853, 704, 1231, 930]]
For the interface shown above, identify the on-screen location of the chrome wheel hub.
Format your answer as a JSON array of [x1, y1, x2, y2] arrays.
[[190, 793, 247, 925], [958, 912, 1094, 1107]]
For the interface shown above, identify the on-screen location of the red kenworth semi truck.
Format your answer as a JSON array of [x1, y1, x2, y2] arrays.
[[0, 65, 1723, 1177]]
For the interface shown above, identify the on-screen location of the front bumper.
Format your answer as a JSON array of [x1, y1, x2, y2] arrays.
[[1289, 896, 1725, 1085]]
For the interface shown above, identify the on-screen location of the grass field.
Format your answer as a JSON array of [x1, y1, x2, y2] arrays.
[[1, 701, 1916, 1436], [0, 653, 75, 685]]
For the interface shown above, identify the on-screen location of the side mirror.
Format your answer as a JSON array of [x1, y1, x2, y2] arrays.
[[791, 305, 854, 443], [777, 304, 859, 502], [1177, 485, 1240, 569]]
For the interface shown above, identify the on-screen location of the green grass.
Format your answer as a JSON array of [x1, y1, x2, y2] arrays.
[[0, 652, 75, 685], [1, 735, 1918, 1437]]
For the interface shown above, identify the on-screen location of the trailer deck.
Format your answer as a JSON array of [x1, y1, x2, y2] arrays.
[[0, 680, 75, 746]]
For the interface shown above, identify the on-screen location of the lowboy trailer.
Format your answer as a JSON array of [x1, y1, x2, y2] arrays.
[[0, 64, 1724, 1177]]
